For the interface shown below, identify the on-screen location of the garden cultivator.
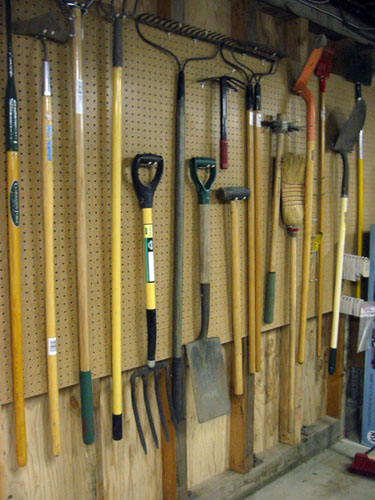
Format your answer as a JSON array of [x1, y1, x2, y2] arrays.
[[131, 154, 177, 455]]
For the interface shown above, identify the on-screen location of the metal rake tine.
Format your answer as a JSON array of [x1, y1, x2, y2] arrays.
[[142, 374, 159, 449], [153, 370, 169, 442], [130, 372, 148, 454]]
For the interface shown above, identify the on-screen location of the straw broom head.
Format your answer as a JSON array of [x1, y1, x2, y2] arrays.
[[281, 153, 305, 229]]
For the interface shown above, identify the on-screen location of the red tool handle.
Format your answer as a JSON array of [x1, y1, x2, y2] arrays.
[[220, 138, 228, 170]]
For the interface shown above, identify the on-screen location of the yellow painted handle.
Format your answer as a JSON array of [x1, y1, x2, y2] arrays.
[[254, 111, 263, 372], [142, 208, 156, 310], [42, 94, 61, 456], [231, 201, 243, 395], [288, 235, 297, 434], [112, 66, 123, 424], [247, 111, 256, 374], [298, 139, 314, 364], [331, 198, 347, 350], [7, 150, 27, 467]]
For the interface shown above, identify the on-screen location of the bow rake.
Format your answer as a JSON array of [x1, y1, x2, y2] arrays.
[[131, 154, 177, 454]]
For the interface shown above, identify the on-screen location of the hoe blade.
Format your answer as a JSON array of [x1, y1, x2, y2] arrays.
[[185, 337, 230, 423]]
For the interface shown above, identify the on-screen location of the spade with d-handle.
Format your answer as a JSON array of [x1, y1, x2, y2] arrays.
[[131, 154, 177, 454], [185, 158, 230, 423], [329, 99, 366, 374]]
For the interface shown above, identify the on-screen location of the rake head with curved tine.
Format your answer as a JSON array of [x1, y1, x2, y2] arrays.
[[98, 0, 140, 21], [131, 154, 177, 454]]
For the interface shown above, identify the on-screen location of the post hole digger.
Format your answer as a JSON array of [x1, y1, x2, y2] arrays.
[[329, 99, 366, 374], [131, 154, 177, 455], [56, 0, 96, 445], [14, 11, 69, 457], [186, 158, 230, 423]]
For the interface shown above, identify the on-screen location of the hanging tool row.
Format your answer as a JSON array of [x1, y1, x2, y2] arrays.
[[3, 0, 368, 469]]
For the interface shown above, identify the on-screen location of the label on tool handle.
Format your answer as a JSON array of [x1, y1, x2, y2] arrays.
[[76, 79, 83, 115], [48, 337, 57, 356], [9, 180, 19, 227], [144, 224, 155, 283]]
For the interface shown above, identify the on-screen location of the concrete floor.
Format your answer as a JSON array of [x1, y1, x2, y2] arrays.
[[248, 439, 375, 500]]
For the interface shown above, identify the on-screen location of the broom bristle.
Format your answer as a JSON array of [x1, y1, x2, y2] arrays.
[[281, 153, 305, 228]]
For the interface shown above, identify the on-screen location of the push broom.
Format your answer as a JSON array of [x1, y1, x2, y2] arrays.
[[281, 153, 305, 438]]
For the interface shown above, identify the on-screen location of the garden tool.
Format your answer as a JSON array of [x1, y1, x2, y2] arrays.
[[196, 76, 242, 170], [315, 44, 334, 357], [293, 35, 326, 365], [329, 99, 366, 375], [221, 46, 279, 373], [136, 17, 218, 423], [216, 187, 250, 395], [14, 11, 68, 458], [186, 158, 230, 423], [344, 44, 373, 299], [4, 0, 27, 467], [281, 153, 305, 437], [56, 0, 96, 445], [99, 0, 140, 442], [131, 154, 177, 455], [262, 115, 301, 324]]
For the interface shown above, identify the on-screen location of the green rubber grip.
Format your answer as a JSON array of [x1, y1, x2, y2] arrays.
[[264, 272, 276, 324], [80, 370, 94, 445]]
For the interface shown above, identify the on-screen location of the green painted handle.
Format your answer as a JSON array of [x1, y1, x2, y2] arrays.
[[80, 370, 94, 444], [264, 272, 276, 324]]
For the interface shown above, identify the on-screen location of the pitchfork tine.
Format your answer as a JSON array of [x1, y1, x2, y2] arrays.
[[130, 372, 148, 454], [143, 375, 159, 448]]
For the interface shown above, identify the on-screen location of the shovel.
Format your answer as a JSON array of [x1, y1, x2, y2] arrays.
[[185, 158, 230, 423], [329, 99, 366, 374]]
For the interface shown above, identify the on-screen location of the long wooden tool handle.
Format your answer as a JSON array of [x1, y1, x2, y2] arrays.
[[42, 91, 61, 456], [254, 109, 263, 372], [5, 0, 27, 467], [231, 201, 243, 395], [246, 105, 256, 374], [317, 86, 325, 357], [72, 7, 94, 445], [264, 131, 284, 324], [298, 138, 314, 364], [111, 16, 123, 441], [288, 233, 297, 434], [329, 196, 347, 374]]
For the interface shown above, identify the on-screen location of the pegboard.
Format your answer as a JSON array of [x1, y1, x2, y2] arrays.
[[0, 0, 375, 404]]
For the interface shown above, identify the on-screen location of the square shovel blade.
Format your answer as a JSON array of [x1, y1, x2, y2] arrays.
[[185, 336, 230, 423]]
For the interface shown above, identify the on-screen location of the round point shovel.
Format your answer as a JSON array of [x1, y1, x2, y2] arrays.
[[185, 158, 230, 423]]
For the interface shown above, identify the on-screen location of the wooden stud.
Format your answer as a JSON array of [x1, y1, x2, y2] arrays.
[[230, 339, 254, 473], [285, 18, 309, 63], [157, 0, 184, 21]]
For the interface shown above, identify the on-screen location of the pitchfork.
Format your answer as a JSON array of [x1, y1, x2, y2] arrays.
[[131, 154, 177, 454]]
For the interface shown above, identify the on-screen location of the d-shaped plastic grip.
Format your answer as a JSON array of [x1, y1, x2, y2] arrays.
[[131, 154, 163, 208]]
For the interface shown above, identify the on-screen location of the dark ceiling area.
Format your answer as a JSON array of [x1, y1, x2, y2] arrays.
[[259, 0, 375, 45]]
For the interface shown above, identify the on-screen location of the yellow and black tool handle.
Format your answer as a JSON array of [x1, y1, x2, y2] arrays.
[[111, 14, 123, 442], [5, 0, 27, 467], [132, 154, 163, 364]]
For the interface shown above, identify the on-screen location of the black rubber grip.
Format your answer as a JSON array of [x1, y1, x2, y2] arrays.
[[113, 17, 123, 68], [146, 309, 157, 363], [131, 154, 163, 208], [246, 83, 254, 111], [254, 82, 261, 110], [112, 413, 123, 441], [177, 70, 185, 101], [341, 153, 349, 197], [328, 348, 337, 375], [172, 356, 184, 422], [355, 82, 362, 100], [220, 77, 227, 139]]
